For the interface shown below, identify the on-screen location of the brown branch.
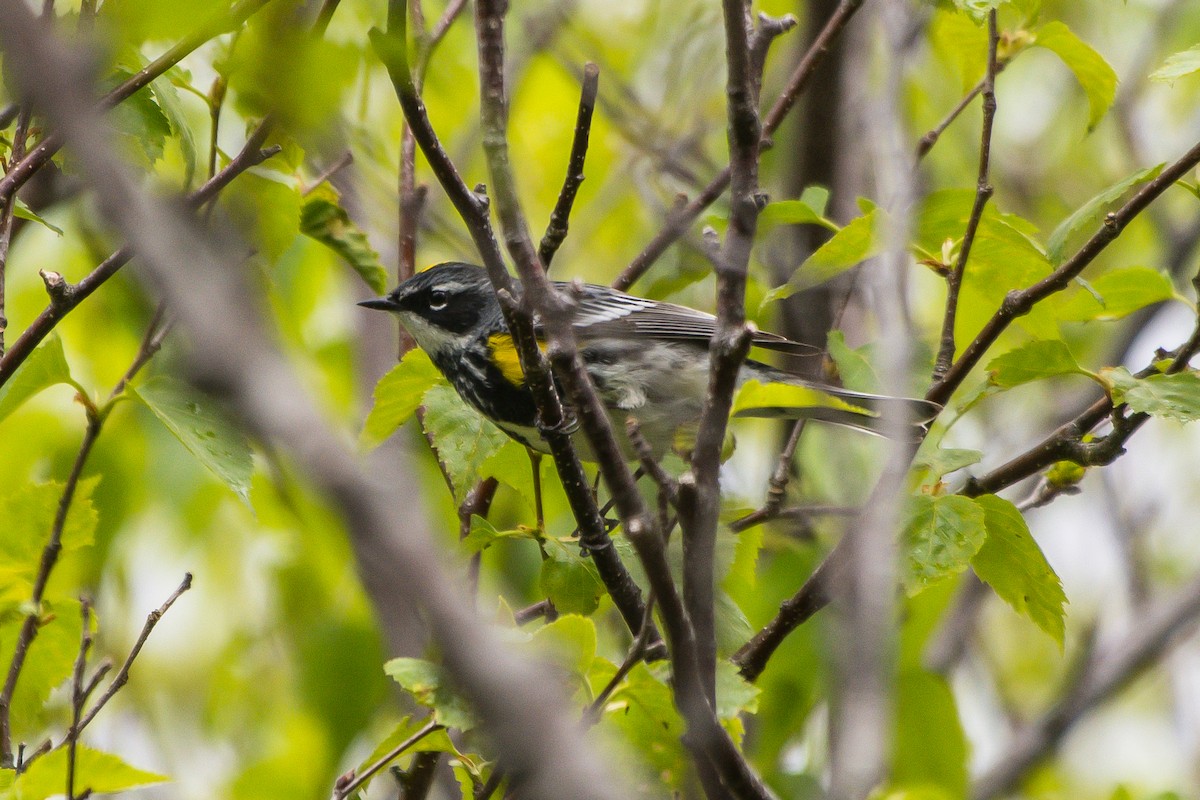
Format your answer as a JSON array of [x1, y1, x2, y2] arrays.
[[74, 572, 193, 734], [681, 0, 763, 708], [931, 9, 998, 382], [0, 105, 34, 358], [0, 126, 279, 392], [333, 718, 443, 800], [0, 0, 273, 208], [372, 0, 656, 647], [612, 0, 863, 291], [539, 62, 599, 270], [926, 133, 1200, 407], [728, 420, 806, 532]]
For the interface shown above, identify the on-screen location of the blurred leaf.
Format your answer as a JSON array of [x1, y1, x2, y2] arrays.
[[421, 384, 510, 501], [1046, 165, 1163, 264], [913, 447, 983, 483], [1150, 44, 1200, 84], [300, 184, 387, 293], [539, 542, 604, 616], [986, 339, 1088, 388], [150, 75, 199, 187], [222, 170, 301, 263], [1103, 367, 1200, 422], [762, 208, 879, 304], [361, 348, 443, 448], [594, 662, 687, 790], [972, 494, 1067, 644], [384, 658, 475, 731], [732, 379, 871, 418], [130, 377, 253, 501], [892, 668, 968, 797], [1033, 21, 1117, 131], [757, 199, 838, 233], [106, 73, 172, 167], [8, 744, 165, 800], [0, 481, 98, 609], [901, 495, 987, 594], [99, 0, 228, 43], [827, 330, 879, 392], [525, 614, 597, 680], [13, 198, 63, 235], [459, 515, 536, 555], [930, 9, 988, 91], [715, 659, 760, 718], [0, 335, 75, 426], [1056, 267, 1175, 321]]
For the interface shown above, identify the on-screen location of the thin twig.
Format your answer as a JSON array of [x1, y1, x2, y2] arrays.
[[728, 419, 806, 532], [65, 600, 94, 800], [333, 718, 443, 800], [926, 134, 1200, 407], [0, 0, 274, 207], [0, 104, 33, 358], [539, 62, 599, 270], [0, 128, 280, 391], [74, 573, 193, 733], [612, 0, 864, 291], [931, 9, 998, 382], [303, 151, 354, 197], [584, 593, 658, 726]]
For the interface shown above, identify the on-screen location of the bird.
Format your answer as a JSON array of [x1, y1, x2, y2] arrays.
[[359, 262, 939, 457]]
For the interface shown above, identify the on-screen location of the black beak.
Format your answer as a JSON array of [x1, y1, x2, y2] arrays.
[[358, 296, 398, 312]]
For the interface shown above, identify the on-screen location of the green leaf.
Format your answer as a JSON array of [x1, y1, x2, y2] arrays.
[[0, 334, 75, 426], [0, 598, 82, 745], [360, 348, 444, 448], [0, 481, 98, 609], [150, 74, 198, 188], [715, 659, 760, 718], [1150, 44, 1200, 84], [9, 744, 166, 800], [827, 330, 879, 392], [1046, 165, 1164, 264], [525, 614, 597, 680], [1033, 21, 1118, 131], [971, 495, 1067, 644], [421, 384, 511, 501], [732, 379, 872, 418], [13, 198, 63, 235], [892, 668, 968, 796], [222, 170, 301, 263], [762, 208, 879, 304], [106, 73, 172, 167], [300, 184, 388, 293], [539, 542, 604, 616], [757, 199, 838, 233], [986, 339, 1088, 388], [353, 717, 460, 795], [592, 662, 687, 790], [130, 377, 254, 501], [384, 657, 475, 731], [913, 447, 983, 483], [1056, 267, 1175, 322], [459, 515, 536, 555], [901, 495, 987, 594], [1103, 367, 1200, 423]]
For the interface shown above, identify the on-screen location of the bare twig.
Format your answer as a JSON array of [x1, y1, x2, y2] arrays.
[[65, 599, 93, 800], [0, 104, 33, 358], [584, 593, 658, 726], [612, 0, 864, 291], [539, 62, 599, 270], [931, 9, 998, 382], [75, 573, 193, 733], [727, 420, 806, 532], [333, 718, 443, 800], [304, 151, 354, 197], [0, 126, 280, 391], [0, 0, 274, 207]]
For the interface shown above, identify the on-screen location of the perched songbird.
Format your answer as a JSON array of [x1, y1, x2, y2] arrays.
[[359, 262, 939, 456]]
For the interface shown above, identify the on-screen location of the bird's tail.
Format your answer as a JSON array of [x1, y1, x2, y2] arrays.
[[734, 363, 941, 438]]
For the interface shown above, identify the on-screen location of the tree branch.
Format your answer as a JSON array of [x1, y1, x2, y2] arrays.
[[612, 0, 863, 291], [931, 9, 998, 382], [539, 62, 599, 270]]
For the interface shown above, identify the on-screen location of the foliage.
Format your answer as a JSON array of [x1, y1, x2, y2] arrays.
[[2, 0, 1200, 799]]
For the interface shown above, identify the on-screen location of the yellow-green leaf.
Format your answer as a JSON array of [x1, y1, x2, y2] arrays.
[[8, 745, 166, 800], [1057, 267, 1175, 322], [1150, 44, 1200, 84], [360, 348, 444, 448], [0, 335, 76, 426], [901, 495, 987, 594], [1047, 165, 1163, 265], [300, 184, 388, 293], [1033, 21, 1117, 131], [420, 383, 510, 501], [986, 339, 1088, 388], [1103, 367, 1200, 423]]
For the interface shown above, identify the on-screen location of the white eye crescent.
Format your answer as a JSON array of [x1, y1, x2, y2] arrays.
[[429, 289, 449, 311]]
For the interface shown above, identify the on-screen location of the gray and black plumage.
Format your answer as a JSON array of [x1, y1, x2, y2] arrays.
[[359, 262, 940, 455]]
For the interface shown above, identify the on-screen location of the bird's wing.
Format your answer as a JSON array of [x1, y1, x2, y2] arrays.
[[554, 283, 816, 355]]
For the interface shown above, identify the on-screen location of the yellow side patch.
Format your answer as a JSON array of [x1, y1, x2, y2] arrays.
[[488, 333, 528, 386]]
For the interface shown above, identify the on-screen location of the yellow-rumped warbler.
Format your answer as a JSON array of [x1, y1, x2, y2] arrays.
[[359, 262, 938, 455]]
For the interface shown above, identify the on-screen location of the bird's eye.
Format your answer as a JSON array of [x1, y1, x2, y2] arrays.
[[428, 289, 449, 311]]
